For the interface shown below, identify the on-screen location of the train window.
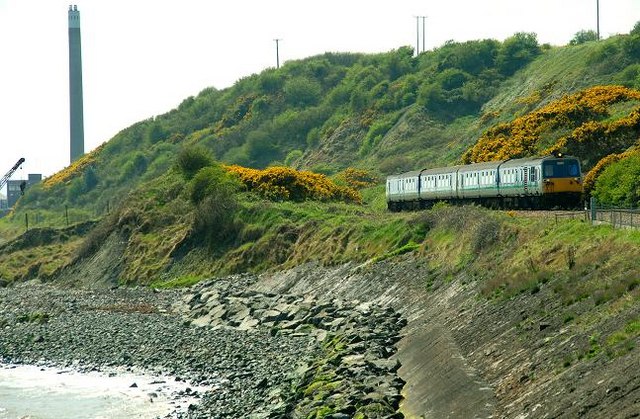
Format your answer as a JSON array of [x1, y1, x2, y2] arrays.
[[543, 160, 580, 177], [568, 162, 579, 176]]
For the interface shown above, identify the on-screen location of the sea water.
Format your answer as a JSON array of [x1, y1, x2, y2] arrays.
[[0, 364, 208, 419]]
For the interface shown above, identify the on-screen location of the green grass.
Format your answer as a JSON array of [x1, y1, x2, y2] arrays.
[[150, 274, 203, 289], [604, 318, 640, 358]]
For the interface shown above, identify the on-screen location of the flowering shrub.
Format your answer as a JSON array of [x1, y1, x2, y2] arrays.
[[42, 144, 105, 189], [583, 148, 639, 196], [591, 149, 640, 205], [462, 85, 640, 165], [225, 165, 361, 204], [336, 168, 379, 190]]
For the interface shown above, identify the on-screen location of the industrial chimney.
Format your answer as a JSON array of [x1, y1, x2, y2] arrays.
[[68, 5, 84, 163]]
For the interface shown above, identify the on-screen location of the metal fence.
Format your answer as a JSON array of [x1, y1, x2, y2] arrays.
[[588, 198, 640, 230], [554, 211, 589, 224]]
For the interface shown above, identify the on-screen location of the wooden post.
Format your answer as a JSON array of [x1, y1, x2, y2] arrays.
[[25, 213, 28, 231], [65, 205, 69, 226], [590, 197, 596, 225]]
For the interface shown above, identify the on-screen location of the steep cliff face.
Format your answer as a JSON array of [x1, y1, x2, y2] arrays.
[[252, 258, 639, 418]]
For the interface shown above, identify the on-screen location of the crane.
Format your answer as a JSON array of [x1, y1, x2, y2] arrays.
[[0, 158, 25, 191]]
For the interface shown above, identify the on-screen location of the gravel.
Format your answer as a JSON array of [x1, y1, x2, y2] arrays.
[[0, 276, 407, 418], [0, 282, 318, 418]]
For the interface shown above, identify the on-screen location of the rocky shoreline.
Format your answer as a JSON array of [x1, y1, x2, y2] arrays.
[[0, 275, 406, 418]]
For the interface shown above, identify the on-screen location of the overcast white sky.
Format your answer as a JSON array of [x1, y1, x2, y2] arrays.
[[0, 0, 638, 189]]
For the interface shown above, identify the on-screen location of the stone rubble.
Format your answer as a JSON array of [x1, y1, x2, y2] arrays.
[[180, 274, 407, 418], [0, 274, 407, 418]]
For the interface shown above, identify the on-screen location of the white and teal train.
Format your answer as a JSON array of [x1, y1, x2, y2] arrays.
[[386, 155, 583, 211]]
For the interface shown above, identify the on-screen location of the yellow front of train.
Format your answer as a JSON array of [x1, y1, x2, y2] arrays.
[[540, 155, 583, 208]]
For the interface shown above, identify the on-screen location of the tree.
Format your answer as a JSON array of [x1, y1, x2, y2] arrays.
[[570, 30, 599, 45], [145, 121, 166, 144], [631, 21, 640, 36], [436, 39, 500, 75], [384, 46, 415, 80], [83, 166, 99, 191], [245, 129, 279, 167], [496, 32, 541, 76], [283, 77, 322, 107]]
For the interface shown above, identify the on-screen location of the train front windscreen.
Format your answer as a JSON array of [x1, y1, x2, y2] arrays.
[[542, 159, 580, 178]]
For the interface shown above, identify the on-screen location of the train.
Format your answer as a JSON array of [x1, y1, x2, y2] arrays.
[[386, 154, 584, 211]]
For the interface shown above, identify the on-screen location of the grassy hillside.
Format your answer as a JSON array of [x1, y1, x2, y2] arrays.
[[1, 27, 640, 284], [4, 32, 639, 227]]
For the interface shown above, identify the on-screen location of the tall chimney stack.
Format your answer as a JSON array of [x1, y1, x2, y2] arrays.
[[68, 5, 84, 163]]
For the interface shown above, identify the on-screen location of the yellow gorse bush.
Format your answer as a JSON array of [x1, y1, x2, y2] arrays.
[[462, 85, 640, 164], [225, 165, 362, 204], [337, 168, 379, 190], [42, 143, 105, 189]]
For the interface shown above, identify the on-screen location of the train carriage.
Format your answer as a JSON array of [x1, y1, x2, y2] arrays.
[[456, 161, 501, 200], [419, 166, 461, 200], [386, 154, 583, 211]]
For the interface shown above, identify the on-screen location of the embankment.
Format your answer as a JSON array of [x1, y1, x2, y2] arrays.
[[250, 256, 639, 418]]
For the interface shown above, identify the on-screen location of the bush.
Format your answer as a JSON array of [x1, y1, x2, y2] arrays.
[[496, 32, 540, 76], [225, 165, 361, 203], [336, 168, 379, 189], [592, 152, 640, 206], [569, 30, 599, 45], [189, 164, 242, 245], [284, 150, 304, 167], [284, 77, 322, 107], [176, 146, 214, 180], [189, 164, 240, 205]]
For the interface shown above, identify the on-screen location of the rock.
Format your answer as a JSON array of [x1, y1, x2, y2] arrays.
[[130, 382, 138, 388], [279, 319, 303, 330], [263, 310, 287, 323], [238, 318, 260, 331], [230, 307, 252, 322]]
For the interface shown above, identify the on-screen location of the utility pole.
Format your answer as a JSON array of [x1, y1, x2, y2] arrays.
[[414, 16, 420, 55], [421, 16, 427, 53], [274, 38, 282, 69], [414, 16, 427, 55], [596, 0, 600, 40]]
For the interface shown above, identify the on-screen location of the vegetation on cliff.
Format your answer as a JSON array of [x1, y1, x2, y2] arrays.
[[2, 23, 640, 285]]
